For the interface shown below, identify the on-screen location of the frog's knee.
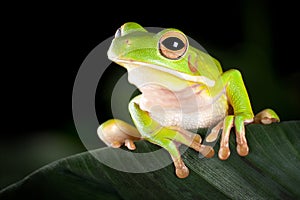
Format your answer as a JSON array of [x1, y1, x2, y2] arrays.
[[97, 119, 141, 147], [225, 69, 242, 78]]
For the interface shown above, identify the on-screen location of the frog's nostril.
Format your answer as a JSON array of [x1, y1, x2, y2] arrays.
[[125, 39, 131, 45]]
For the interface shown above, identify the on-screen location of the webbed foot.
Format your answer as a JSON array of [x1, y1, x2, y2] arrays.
[[205, 114, 252, 160], [206, 108, 280, 160], [254, 108, 280, 124], [97, 119, 141, 150]]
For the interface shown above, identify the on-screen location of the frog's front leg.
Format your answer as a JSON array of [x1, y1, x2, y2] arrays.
[[209, 69, 280, 160], [209, 69, 255, 160], [129, 96, 214, 178]]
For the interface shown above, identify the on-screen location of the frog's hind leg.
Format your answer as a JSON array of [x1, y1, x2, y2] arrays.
[[129, 100, 214, 178], [254, 108, 280, 124], [152, 137, 189, 178], [97, 119, 141, 150], [149, 126, 215, 178], [169, 127, 215, 158]]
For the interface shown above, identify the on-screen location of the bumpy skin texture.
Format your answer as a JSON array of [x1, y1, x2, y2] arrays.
[[97, 22, 280, 178]]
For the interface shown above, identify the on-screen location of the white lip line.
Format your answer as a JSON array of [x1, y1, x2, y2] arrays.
[[110, 58, 216, 87]]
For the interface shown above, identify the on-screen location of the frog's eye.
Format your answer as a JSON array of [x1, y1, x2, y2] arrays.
[[159, 31, 188, 60], [115, 28, 122, 38]]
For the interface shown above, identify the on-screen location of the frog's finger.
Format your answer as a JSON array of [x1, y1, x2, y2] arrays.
[[218, 115, 234, 160], [234, 115, 249, 157], [206, 120, 223, 143]]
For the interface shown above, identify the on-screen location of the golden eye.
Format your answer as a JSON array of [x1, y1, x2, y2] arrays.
[[159, 31, 188, 60]]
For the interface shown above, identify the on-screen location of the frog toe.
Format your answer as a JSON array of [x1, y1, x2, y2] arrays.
[[237, 143, 249, 157], [260, 117, 279, 125], [176, 166, 189, 178], [173, 159, 189, 178], [199, 145, 215, 158], [124, 139, 136, 150], [254, 109, 280, 124], [218, 146, 230, 160], [110, 141, 122, 148]]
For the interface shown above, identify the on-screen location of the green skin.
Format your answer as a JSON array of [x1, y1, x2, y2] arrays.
[[98, 22, 280, 178]]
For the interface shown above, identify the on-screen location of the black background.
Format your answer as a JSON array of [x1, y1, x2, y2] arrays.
[[1, 0, 299, 189]]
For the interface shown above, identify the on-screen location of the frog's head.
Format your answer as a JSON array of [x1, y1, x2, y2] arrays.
[[108, 22, 222, 87]]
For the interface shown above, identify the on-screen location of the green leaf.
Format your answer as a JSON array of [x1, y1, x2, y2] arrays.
[[1, 121, 300, 200]]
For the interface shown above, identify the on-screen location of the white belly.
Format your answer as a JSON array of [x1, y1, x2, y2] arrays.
[[148, 102, 227, 129], [138, 84, 228, 129]]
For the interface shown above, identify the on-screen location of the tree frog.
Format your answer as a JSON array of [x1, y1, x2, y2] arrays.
[[98, 22, 280, 178]]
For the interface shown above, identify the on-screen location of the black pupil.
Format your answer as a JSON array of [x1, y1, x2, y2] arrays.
[[162, 37, 184, 51]]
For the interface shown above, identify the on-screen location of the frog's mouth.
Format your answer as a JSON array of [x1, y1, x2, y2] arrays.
[[110, 58, 215, 88]]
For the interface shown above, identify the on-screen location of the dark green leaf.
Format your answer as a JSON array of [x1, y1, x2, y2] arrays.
[[1, 121, 300, 200]]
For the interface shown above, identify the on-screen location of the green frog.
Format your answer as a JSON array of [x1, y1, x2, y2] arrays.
[[98, 22, 280, 178]]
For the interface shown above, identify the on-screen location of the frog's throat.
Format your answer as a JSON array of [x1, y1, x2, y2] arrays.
[[111, 58, 215, 87]]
